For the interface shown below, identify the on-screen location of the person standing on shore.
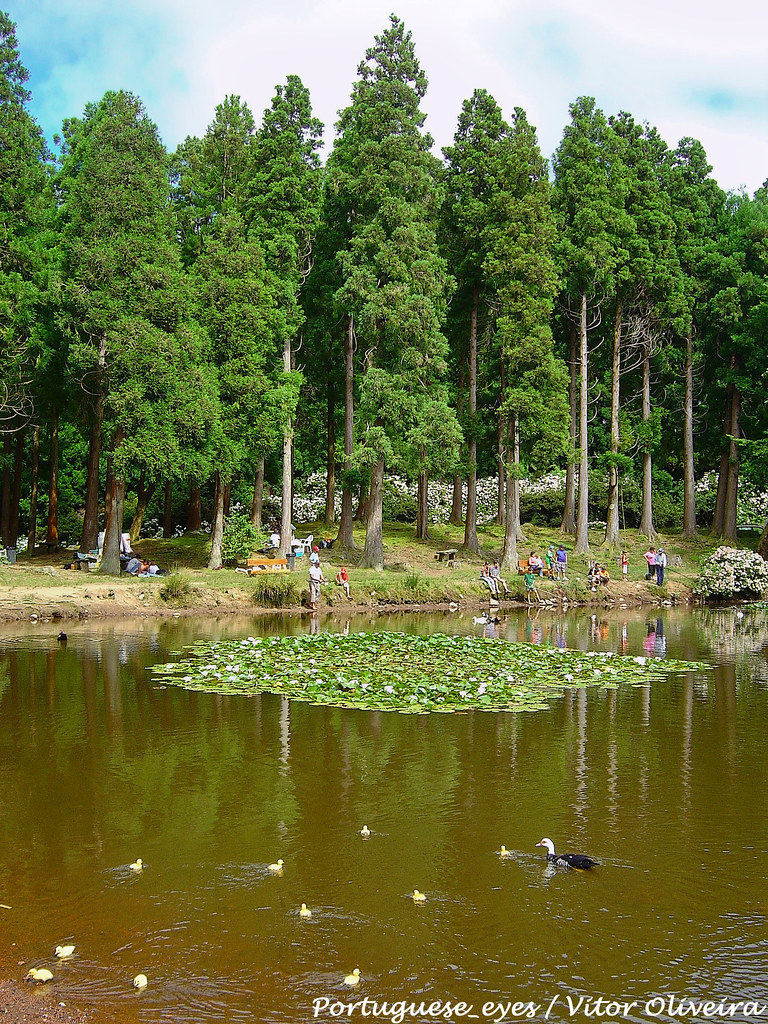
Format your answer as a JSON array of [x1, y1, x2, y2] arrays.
[[309, 559, 326, 611], [643, 546, 657, 580], [620, 550, 629, 579], [656, 547, 668, 586]]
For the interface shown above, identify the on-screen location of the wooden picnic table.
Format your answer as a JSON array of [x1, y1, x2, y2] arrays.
[[435, 548, 458, 563]]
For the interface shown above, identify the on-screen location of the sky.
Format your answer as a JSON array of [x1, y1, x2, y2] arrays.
[[8, 0, 768, 193]]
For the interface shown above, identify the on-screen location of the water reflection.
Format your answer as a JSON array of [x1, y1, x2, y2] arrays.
[[0, 605, 767, 1023]]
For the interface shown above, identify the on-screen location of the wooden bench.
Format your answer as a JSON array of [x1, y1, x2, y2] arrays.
[[243, 556, 289, 574], [738, 523, 764, 533], [435, 548, 458, 563], [518, 559, 554, 579]]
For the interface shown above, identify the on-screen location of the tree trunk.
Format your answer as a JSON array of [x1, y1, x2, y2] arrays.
[[129, 471, 157, 542], [100, 430, 125, 576], [336, 314, 357, 549], [8, 429, 24, 547], [27, 425, 39, 556], [712, 361, 734, 537], [415, 465, 430, 540], [104, 451, 114, 527], [46, 412, 60, 551], [496, 360, 506, 526], [500, 417, 518, 572], [279, 405, 293, 558], [361, 456, 384, 570], [463, 281, 480, 553], [604, 298, 622, 547], [638, 348, 656, 539], [574, 293, 590, 553], [450, 475, 463, 526], [223, 481, 231, 518], [1, 432, 12, 545], [81, 339, 106, 550], [325, 379, 336, 524], [722, 378, 741, 543], [187, 481, 202, 532], [560, 322, 578, 533], [208, 471, 225, 569], [512, 415, 525, 543], [355, 484, 369, 523], [681, 329, 697, 538], [450, 360, 465, 526], [250, 458, 264, 527], [758, 519, 768, 561], [163, 479, 173, 538]]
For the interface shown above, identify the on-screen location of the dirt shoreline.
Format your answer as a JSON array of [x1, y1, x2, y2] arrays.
[[0, 979, 90, 1023], [0, 576, 688, 624]]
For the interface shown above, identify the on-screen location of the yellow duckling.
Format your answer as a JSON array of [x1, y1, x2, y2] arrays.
[[360, 825, 371, 838], [267, 859, 284, 874], [55, 945, 75, 958], [299, 903, 312, 918], [130, 858, 143, 872], [344, 968, 361, 987], [499, 846, 513, 859], [133, 973, 148, 989], [26, 968, 53, 983], [412, 889, 427, 903]]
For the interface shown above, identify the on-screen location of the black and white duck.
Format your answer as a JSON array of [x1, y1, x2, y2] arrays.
[[536, 837, 599, 870]]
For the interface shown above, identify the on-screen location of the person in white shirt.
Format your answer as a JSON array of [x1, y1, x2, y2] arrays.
[[309, 560, 326, 610]]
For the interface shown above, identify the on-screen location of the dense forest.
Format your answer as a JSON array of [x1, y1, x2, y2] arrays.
[[1, 12, 767, 575]]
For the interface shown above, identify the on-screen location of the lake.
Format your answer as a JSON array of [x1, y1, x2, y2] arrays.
[[0, 605, 766, 1023]]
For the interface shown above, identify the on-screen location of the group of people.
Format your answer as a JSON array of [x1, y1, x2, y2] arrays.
[[308, 545, 351, 610], [479, 561, 511, 597], [124, 556, 161, 577], [643, 546, 668, 586], [587, 562, 610, 591]]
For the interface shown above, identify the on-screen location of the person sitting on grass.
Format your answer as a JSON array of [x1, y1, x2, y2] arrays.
[[598, 565, 610, 586], [489, 560, 510, 595], [480, 562, 499, 597], [335, 565, 351, 598], [523, 570, 541, 605]]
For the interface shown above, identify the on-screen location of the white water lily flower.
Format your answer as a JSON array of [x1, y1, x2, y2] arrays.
[[564, 673, 574, 682], [384, 685, 394, 694], [633, 657, 647, 665]]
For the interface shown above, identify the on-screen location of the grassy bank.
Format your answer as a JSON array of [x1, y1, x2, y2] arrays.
[[0, 518, 734, 623]]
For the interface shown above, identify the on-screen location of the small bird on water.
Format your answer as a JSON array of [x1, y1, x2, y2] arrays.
[[536, 837, 599, 870]]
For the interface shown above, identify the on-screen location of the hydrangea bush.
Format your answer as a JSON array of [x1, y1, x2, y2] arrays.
[[693, 546, 768, 600]]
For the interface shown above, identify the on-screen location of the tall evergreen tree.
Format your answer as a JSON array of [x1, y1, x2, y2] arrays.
[[55, 90, 215, 574], [553, 98, 618, 554], [485, 107, 566, 571], [442, 89, 508, 554], [249, 75, 323, 557], [0, 12, 48, 545], [329, 16, 457, 570]]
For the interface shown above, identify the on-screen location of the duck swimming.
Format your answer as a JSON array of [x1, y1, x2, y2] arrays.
[[55, 945, 75, 958], [26, 968, 53, 983], [267, 859, 284, 873], [133, 973, 148, 989], [299, 903, 312, 918], [130, 858, 143, 872], [360, 825, 371, 838], [498, 846, 513, 859], [536, 837, 599, 870], [344, 968, 361, 986], [412, 889, 426, 902]]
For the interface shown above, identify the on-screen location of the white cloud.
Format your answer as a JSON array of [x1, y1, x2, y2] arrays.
[[11, 0, 768, 191]]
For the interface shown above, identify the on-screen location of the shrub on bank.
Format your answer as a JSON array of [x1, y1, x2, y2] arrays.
[[693, 546, 768, 600]]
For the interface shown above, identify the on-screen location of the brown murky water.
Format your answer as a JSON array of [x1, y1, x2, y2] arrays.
[[0, 606, 767, 1023]]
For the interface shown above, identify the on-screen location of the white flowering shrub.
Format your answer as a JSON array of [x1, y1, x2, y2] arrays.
[[693, 546, 768, 600]]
